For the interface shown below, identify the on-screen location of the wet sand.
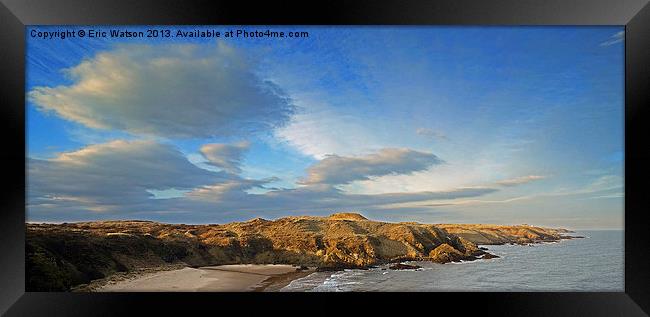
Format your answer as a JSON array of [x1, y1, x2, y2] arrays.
[[97, 264, 314, 292]]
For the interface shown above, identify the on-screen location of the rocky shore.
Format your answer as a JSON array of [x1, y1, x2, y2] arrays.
[[26, 212, 577, 291]]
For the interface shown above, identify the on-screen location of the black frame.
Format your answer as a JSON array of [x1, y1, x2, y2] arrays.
[[1, 0, 649, 315]]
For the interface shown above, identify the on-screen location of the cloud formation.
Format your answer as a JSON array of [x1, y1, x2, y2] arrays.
[[28, 43, 294, 138], [300, 148, 444, 185], [184, 181, 498, 216], [28, 140, 500, 222], [28, 140, 228, 212], [495, 175, 546, 187], [200, 141, 251, 174]]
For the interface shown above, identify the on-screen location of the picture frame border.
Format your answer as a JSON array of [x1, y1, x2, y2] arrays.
[[1, 0, 648, 315]]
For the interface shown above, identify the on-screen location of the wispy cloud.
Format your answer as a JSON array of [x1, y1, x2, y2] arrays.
[[495, 175, 546, 187], [419, 174, 623, 208], [421, 194, 535, 207], [274, 99, 385, 159], [585, 193, 624, 200], [600, 31, 624, 47]]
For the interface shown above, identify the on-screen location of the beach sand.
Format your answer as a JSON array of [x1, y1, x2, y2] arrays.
[[96, 264, 314, 292]]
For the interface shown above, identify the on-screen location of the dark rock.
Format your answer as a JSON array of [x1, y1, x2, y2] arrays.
[[389, 263, 421, 270], [315, 266, 345, 272], [481, 253, 500, 259]]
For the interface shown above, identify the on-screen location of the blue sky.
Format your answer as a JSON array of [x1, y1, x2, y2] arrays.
[[26, 26, 624, 229]]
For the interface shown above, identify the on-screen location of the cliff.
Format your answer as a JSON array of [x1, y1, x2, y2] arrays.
[[26, 213, 575, 291], [437, 224, 577, 245]]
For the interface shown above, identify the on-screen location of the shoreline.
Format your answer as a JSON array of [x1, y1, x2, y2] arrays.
[[78, 237, 580, 292], [253, 269, 315, 292], [89, 264, 315, 292], [73, 263, 188, 292]]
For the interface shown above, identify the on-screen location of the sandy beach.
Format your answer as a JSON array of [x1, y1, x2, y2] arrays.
[[95, 264, 314, 292]]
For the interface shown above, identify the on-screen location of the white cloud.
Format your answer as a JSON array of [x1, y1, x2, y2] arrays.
[[300, 148, 443, 185], [600, 31, 624, 47], [28, 42, 294, 138], [200, 141, 250, 174]]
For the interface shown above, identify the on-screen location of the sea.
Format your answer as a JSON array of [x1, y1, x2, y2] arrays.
[[280, 230, 624, 292]]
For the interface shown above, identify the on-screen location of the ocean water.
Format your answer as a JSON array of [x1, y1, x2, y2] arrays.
[[281, 230, 624, 292]]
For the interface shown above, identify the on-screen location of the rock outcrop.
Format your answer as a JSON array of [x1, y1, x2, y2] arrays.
[[26, 213, 574, 291], [429, 243, 469, 263], [389, 263, 421, 270], [481, 253, 500, 260]]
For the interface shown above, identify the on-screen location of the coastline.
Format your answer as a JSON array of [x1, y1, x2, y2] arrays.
[[88, 264, 315, 292], [73, 237, 580, 292], [279, 231, 623, 292], [28, 215, 581, 291]]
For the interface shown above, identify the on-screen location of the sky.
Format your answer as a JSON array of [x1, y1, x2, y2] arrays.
[[26, 26, 625, 229]]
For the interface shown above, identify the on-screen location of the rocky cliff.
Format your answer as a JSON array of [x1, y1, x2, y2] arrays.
[[26, 213, 575, 291], [437, 224, 577, 245]]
